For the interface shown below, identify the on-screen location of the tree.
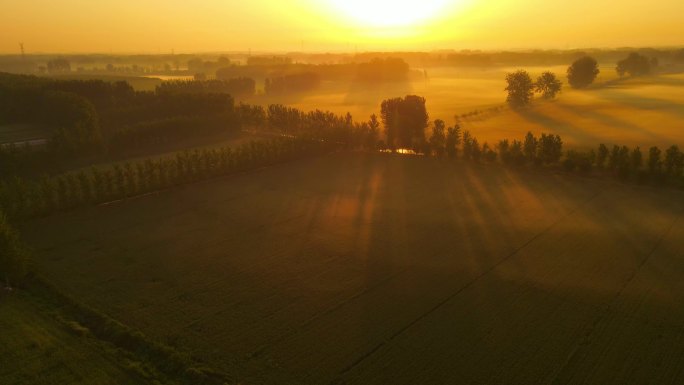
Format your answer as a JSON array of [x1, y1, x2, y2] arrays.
[[616, 52, 652, 77], [505, 70, 535, 107], [535, 72, 562, 99], [462, 130, 473, 160], [498, 139, 511, 164], [608, 145, 621, 171], [380, 95, 429, 150], [537, 133, 563, 164], [482, 143, 497, 162], [630, 147, 643, 172], [597, 144, 609, 169], [445, 125, 461, 159], [567, 56, 600, 89], [617, 146, 631, 178], [648, 146, 663, 175], [429, 120, 446, 157], [523, 132, 538, 163], [665, 145, 684, 178], [366, 114, 380, 149], [380, 97, 402, 150], [471, 138, 482, 162], [47, 58, 71, 73], [510, 140, 524, 165]]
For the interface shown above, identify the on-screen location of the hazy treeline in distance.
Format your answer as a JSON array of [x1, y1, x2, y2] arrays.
[[3, 47, 684, 78]]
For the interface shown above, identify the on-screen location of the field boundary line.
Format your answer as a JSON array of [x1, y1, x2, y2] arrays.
[[247, 265, 412, 361], [329, 188, 605, 384], [548, 204, 684, 384]]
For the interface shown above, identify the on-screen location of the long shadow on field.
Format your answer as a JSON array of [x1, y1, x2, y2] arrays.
[[596, 74, 684, 89], [595, 89, 684, 117], [512, 108, 603, 145], [553, 103, 670, 145], [342, 81, 414, 107], [324, 155, 607, 384]]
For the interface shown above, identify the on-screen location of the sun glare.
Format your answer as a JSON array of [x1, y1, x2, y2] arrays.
[[327, 0, 451, 28]]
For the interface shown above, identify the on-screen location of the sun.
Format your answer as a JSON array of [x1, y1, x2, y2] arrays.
[[327, 0, 451, 28]]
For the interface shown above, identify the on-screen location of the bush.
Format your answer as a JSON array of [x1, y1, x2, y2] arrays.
[[0, 211, 30, 286]]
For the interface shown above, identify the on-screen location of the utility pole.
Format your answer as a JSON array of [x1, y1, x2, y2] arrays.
[[19, 42, 25, 60]]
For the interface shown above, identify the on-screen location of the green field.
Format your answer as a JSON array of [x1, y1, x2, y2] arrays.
[[20, 152, 684, 384], [0, 292, 146, 385]]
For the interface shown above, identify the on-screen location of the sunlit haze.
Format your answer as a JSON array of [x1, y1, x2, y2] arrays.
[[1, 0, 683, 53]]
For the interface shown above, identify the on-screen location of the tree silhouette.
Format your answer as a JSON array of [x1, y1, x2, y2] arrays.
[[535, 72, 562, 99], [648, 146, 663, 176], [567, 56, 600, 89], [630, 147, 643, 172], [505, 70, 535, 107], [597, 144, 609, 169], [482, 143, 497, 162], [616, 52, 652, 77], [523, 132, 538, 163], [445, 125, 461, 159], [429, 120, 446, 157], [380, 95, 429, 150], [665, 145, 684, 177], [462, 130, 473, 160], [537, 133, 563, 164], [366, 114, 380, 150], [471, 138, 482, 162]]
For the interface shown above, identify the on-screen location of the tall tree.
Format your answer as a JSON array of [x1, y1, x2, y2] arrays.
[[429, 119, 446, 157], [505, 70, 535, 107], [567, 56, 600, 89], [648, 146, 663, 175], [535, 72, 562, 99], [616, 52, 652, 77], [665, 145, 684, 177], [597, 144, 609, 169], [445, 125, 461, 159], [523, 132, 538, 163], [380, 95, 429, 150]]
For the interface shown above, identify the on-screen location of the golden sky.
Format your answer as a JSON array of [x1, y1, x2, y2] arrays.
[[1, 0, 683, 53]]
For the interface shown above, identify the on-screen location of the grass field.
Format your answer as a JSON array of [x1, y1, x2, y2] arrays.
[[0, 292, 146, 385], [20, 152, 684, 384]]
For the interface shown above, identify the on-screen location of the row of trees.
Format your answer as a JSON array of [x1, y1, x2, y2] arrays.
[[156, 78, 255, 98], [588, 143, 684, 180], [264, 72, 321, 95], [0, 137, 337, 221], [109, 113, 241, 154], [616, 52, 657, 78], [419, 123, 684, 186], [423, 126, 563, 166], [505, 51, 659, 106], [356, 58, 410, 83], [505, 70, 563, 107]]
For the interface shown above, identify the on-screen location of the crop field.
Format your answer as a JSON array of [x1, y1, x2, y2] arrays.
[[0, 292, 145, 385], [262, 66, 684, 149], [20, 152, 684, 384]]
